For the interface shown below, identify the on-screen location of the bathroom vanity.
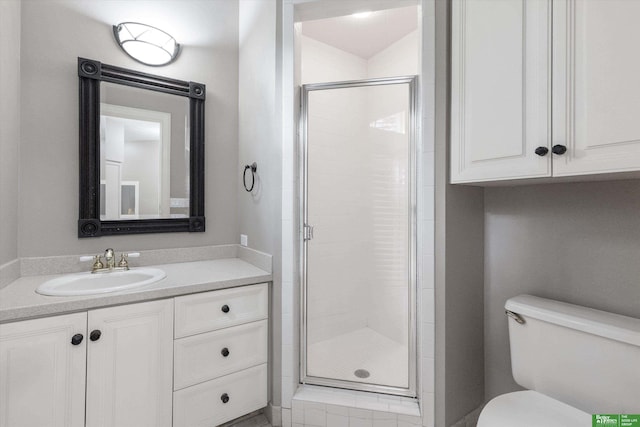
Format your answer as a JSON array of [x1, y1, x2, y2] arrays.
[[0, 251, 271, 427]]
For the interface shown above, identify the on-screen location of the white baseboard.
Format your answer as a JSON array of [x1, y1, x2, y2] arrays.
[[265, 403, 282, 426]]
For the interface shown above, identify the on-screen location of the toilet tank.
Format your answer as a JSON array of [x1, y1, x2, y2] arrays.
[[505, 295, 640, 414]]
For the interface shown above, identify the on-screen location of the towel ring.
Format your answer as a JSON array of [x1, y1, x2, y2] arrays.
[[243, 162, 257, 192]]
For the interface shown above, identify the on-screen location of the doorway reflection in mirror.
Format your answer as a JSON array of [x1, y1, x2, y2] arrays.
[[99, 82, 190, 220]]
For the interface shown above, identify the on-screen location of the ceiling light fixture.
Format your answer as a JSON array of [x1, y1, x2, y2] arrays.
[[113, 22, 180, 67], [352, 11, 373, 19]]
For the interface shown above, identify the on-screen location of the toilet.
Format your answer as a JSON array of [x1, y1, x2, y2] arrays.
[[478, 294, 640, 427]]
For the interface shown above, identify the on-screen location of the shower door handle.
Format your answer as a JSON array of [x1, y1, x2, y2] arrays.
[[304, 224, 314, 241]]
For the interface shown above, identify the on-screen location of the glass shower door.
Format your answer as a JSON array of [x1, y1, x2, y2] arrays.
[[301, 77, 417, 395]]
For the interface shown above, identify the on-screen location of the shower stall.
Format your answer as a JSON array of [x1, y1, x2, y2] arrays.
[[300, 76, 417, 396]]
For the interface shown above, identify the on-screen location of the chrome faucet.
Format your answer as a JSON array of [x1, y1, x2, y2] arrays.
[[104, 248, 115, 269], [80, 249, 140, 273]]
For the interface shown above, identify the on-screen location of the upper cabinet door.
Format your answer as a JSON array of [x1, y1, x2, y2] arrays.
[[86, 299, 173, 427], [0, 313, 87, 427], [451, 0, 552, 183], [553, 0, 640, 177]]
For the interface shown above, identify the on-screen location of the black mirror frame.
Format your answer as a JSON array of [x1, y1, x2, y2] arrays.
[[77, 57, 206, 237]]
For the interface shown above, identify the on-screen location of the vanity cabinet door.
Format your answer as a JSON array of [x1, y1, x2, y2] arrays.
[[85, 299, 173, 427], [552, 0, 640, 177], [0, 312, 87, 427], [450, 0, 551, 183]]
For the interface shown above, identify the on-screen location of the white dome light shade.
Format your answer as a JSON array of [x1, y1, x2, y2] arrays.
[[113, 22, 180, 66]]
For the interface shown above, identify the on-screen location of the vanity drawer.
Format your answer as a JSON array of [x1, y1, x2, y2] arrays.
[[174, 319, 268, 390], [174, 283, 268, 338], [173, 364, 267, 427]]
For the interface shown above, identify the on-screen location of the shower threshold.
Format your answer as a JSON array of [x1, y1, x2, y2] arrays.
[[292, 384, 421, 418]]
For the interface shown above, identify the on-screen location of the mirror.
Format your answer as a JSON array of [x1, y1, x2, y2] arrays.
[[78, 58, 205, 237]]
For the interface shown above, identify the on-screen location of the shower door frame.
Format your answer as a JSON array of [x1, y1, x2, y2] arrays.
[[299, 76, 419, 397]]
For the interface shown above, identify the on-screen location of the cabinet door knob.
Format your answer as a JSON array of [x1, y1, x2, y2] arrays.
[[221, 393, 230, 404], [534, 146, 549, 156], [221, 347, 230, 357], [552, 144, 567, 155], [71, 333, 84, 345], [89, 330, 102, 341], [221, 304, 230, 313]]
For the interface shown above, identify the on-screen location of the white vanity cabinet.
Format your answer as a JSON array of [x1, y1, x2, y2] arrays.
[[85, 299, 174, 427], [0, 312, 87, 427], [173, 283, 269, 427], [0, 283, 269, 427], [0, 299, 174, 427], [451, 0, 640, 184]]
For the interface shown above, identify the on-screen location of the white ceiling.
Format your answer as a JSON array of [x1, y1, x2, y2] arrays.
[[294, 0, 418, 22], [301, 6, 419, 59], [61, 0, 237, 48]]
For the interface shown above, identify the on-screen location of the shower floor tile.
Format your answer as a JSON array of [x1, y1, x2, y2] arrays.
[[307, 327, 408, 389]]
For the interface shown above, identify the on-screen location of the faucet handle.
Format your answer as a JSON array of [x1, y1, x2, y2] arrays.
[[117, 252, 140, 270], [80, 254, 104, 273], [118, 253, 129, 269], [91, 255, 104, 272]]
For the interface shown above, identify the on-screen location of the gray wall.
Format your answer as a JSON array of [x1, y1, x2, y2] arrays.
[[19, 0, 239, 257], [0, 0, 21, 266], [484, 180, 640, 400], [434, 0, 486, 425], [238, 0, 282, 407]]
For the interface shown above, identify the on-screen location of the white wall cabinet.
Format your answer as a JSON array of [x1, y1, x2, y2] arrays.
[[552, 0, 640, 177], [451, 0, 640, 184], [451, 0, 551, 183], [0, 299, 173, 427]]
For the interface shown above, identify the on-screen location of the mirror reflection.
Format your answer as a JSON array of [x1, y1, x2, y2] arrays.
[[99, 82, 190, 220]]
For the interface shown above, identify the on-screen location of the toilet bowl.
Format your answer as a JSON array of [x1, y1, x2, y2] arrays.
[[478, 295, 640, 426]]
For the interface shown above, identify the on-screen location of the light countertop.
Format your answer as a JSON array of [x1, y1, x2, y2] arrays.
[[0, 257, 271, 323]]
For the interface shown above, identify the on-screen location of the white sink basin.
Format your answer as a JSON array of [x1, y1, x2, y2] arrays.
[[36, 268, 166, 296]]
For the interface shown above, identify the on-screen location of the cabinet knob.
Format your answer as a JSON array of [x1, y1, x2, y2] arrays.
[[221, 393, 230, 404], [90, 330, 102, 341], [71, 333, 84, 345], [221, 304, 230, 313], [534, 146, 549, 156], [221, 347, 230, 357], [552, 144, 567, 155]]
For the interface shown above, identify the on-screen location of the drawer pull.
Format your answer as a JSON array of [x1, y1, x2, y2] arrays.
[[90, 330, 101, 341], [552, 144, 567, 155], [221, 393, 230, 404], [221, 304, 230, 313], [71, 333, 84, 345], [221, 347, 230, 357], [534, 146, 549, 156]]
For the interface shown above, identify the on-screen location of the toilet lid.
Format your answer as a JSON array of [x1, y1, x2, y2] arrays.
[[477, 391, 591, 427]]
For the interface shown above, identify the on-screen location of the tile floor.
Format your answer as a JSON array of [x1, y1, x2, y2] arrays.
[[228, 413, 272, 427]]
